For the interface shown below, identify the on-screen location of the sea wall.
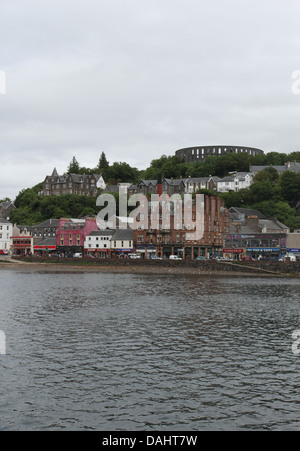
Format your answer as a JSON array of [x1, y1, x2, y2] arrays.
[[14, 256, 300, 275]]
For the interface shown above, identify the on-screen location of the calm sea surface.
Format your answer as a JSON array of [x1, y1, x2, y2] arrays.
[[0, 270, 300, 431]]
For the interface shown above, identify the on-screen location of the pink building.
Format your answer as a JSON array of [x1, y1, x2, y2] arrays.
[[56, 217, 98, 256]]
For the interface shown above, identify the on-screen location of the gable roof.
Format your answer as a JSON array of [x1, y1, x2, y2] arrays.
[[111, 229, 134, 241], [229, 207, 267, 219]]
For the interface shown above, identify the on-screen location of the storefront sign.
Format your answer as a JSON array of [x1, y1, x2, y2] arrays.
[[246, 248, 280, 252]]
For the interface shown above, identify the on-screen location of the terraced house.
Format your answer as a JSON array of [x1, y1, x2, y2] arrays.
[[133, 195, 230, 260]]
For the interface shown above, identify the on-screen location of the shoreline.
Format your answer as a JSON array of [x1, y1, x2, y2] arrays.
[[0, 260, 299, 278]]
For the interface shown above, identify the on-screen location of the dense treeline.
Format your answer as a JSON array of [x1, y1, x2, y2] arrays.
[[9, 150, 300, 229], [67, 153, 141, 184], [142, 151, 300, 180], [11, 184, 101, 225], [221, 168, 300, 230]]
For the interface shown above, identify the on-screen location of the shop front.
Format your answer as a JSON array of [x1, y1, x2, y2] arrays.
[[286, 248, 300, 261], [115, 248, 133, 259], [222, 248, 245, 260], [246, 247, 284, 261], [34, 238, 57, 256], [11, 236, 34, 256], [85, 247, 111, 258]]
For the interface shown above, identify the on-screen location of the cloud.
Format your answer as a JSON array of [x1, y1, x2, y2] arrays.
[[0, 0, 300, 199]]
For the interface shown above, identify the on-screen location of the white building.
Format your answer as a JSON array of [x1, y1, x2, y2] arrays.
[[84, 230, 114, 258], [185, 176, 220, 194], [217, 172, 253, 193], [84, 229, 134, 258], [0, 218, 13, 253], [97, 175, 106, 190], [110, 229, 134, 257]]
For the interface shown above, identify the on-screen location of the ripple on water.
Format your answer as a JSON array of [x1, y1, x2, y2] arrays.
[[0, 271, 300, 430]]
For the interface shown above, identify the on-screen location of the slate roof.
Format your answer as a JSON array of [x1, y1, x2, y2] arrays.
[[0, 217, 12, 224], [35, 238, 57, 247], [229, 207, 267, 219], [88, 230, 115, 237], [111, 229, 134, 241]]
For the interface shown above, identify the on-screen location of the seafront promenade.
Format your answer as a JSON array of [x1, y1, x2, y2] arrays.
[[1, 256, 299, 278]]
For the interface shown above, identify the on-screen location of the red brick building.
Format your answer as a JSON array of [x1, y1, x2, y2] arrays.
[[133, 195, 229, 259]]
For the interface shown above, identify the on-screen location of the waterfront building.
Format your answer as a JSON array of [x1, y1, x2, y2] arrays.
[[16, 219, 59, 255], [133, 195, 230, 259], [286, 233, 300, 260], [34, 238, 57, 255], [110, 229, 134, 258], [0, 218, 13, 253], [84, 230, 115, 258], [84, 229, 134, 258], [56, 217, 98, 256], [11, 224, 34, 255], [18, 219, 59, 244], [224, 207, 289, 260]]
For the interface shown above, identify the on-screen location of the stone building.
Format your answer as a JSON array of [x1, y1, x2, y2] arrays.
[[0, 201, 16, 220], [137, 178, 186, 196], [176, 145, 264, 163], [40, 168, 106, 197]]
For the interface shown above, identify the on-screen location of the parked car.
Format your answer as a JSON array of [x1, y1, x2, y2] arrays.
[[130, 254, 141, 259], [73, 253, 83, 258], [196, 256, 207, 261], [169, 255, 182, 261], [0, 250, 9, 255]]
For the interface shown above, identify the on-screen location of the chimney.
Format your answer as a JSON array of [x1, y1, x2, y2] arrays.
[[245, 215, 260, 232], [157, 174, 163, 197]]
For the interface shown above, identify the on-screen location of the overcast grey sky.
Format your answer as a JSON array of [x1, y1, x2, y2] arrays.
[[1, 0, 300, 199]]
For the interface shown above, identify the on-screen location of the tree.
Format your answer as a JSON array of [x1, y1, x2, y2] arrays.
[[279, 171, 300, 207], [98, 152, 109, 170], [68, 156, 80, 174], [253, 167, 279, 183]]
